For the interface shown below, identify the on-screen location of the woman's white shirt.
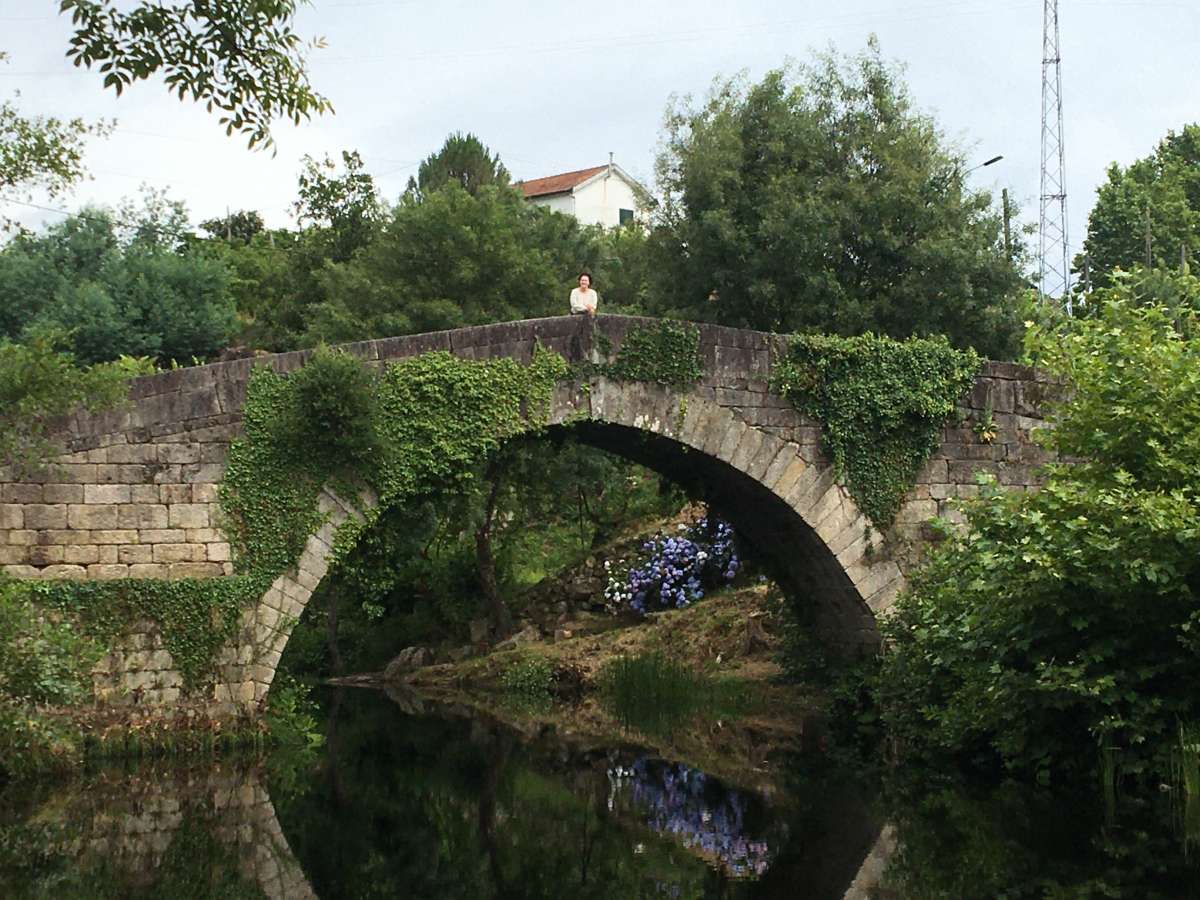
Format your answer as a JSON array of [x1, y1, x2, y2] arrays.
[[570, 287, 599, 313]]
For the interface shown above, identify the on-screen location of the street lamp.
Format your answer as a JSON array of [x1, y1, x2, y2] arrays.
[[965, 155, 1015, 264], [964, 154, 1004, 175]]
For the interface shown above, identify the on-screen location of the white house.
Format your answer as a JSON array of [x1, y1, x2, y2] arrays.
[[519, 160, 647, 228]]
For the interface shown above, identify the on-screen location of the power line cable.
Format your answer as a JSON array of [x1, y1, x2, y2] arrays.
[[0, 194, 197, 242]]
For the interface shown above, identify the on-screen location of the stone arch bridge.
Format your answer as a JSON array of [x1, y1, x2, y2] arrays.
[[0, 316, 1051, 712]]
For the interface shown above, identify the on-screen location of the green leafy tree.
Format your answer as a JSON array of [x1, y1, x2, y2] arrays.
[[647, 41, 1024, 358], [306, 183, 594, 343], [293, 150, 385, 263], [1077, 124, 1200, 288], [0, 210, 235, 364], [2, 0, 330, 211], [208, 229, 304, 350], [202, 153, 385, 351], [0, 330, 152, 473], [115, 185, 193, 248], [0, 52, 110, 227], [286, 435, 680, 675], [590, 224, 654, 314], [199, 209, 266, 245], [406, 132, 511, 200], [879, 272, 1200, 779]]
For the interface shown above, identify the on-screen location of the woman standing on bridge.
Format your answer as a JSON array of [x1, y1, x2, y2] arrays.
[[569, 271, 599, 316]]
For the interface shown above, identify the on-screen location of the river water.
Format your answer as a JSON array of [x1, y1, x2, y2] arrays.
[[1, 686, 1196, 898]]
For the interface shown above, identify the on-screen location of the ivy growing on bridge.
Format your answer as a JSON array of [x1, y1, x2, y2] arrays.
[[1, 318, 967, 709], [27, 576, 259, 690], [599, 321, 704, 388], [222, 323, 705, 594], [772, 333, 980, 528], [220, 344, 570, 588], [0, 345, 570, 707]]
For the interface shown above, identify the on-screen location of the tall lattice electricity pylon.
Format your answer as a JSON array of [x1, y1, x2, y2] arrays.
[[1039, 0, 1071, 302]]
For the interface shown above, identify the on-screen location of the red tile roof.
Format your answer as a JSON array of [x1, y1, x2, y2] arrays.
[[518, 165, 608, 198]]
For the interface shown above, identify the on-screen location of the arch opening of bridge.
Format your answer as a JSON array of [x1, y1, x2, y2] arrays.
[[234, 371, 900, 708]]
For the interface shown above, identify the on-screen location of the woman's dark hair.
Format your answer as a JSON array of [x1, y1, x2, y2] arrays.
[[578, 270, 593, 284]]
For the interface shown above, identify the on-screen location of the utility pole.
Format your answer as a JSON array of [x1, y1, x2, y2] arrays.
[[1145, 207, 1153, 267], [1002, 188, 1013, 260], [1039, 0, 1071, 307]]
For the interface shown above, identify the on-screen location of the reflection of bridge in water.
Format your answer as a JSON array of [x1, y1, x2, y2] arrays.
[[0, 764, 313, 899], [1, 689, 897, 899]]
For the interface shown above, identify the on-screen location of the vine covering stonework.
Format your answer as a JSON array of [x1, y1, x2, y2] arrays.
[[772, 332, 981, 528], [600, 321, 704, 387], [219, 344, 570, 590], [28, 576, 259, 690], [4, 345, 571, 699]]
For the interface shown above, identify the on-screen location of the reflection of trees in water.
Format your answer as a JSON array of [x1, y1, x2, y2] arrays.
[[0, 688, 899, 899], [11, 693, 1187, 898], [610, 759, 775, 880], [880, 774, 1200, 898], [269, 687, 904, 898]]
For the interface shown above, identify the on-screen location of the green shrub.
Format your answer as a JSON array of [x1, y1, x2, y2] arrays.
[[263, 677, 324, 801], [0, 700, 82, 778], [27, 576, 260, 691], [273, 345, 378, 471], [501, 654, 555, 702], [0, 580, 100, 706], [0, 331, 153, 475], [879, 293, 1200, 781]]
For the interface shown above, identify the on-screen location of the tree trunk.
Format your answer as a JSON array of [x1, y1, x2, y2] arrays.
[[325, 687, 348, 808], [476, 726, 510, 895], [326, 588, 344, 675], [476, 458, 512, 636]]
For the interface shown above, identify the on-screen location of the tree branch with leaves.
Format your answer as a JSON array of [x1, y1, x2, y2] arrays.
[[57, 0, 332, 150]]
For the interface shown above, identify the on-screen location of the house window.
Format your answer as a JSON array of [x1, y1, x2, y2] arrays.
[[619, 208, 634, 226]]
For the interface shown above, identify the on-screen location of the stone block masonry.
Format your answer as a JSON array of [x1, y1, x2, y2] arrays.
[[91, 618, 186, 706], [0, 318, 1048, 584], [22, 765, 316, 900], [0, 425, 235, 580]]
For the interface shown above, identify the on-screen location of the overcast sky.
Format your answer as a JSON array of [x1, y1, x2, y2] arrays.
[[1, 0, 1196, 264]]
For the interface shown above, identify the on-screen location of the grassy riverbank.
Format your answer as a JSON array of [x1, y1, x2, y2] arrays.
[[0, 676, 320, 782], [390, 584, 819, 788], [416, 583, 788, 685]]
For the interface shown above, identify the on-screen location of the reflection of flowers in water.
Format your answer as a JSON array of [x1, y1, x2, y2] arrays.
[[608, 759, 773, 879]]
